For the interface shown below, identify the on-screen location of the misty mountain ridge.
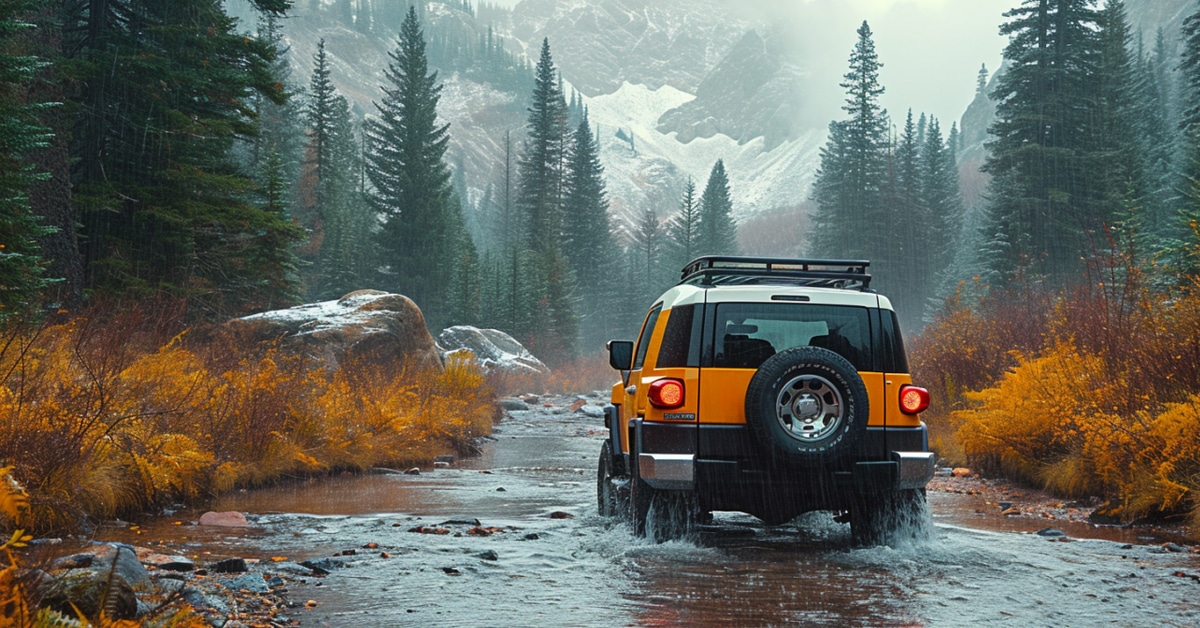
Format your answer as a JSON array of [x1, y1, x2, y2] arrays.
[[231, 0, 1193, 240]]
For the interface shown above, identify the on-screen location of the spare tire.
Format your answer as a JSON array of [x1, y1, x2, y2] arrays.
[[744, 346, 869, 465]]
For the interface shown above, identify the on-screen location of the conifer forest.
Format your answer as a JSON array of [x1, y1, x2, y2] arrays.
[[4, 0, 1200, 604]]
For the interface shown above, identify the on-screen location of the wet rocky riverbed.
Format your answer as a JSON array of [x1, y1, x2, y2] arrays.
[[91, 395, 1200, 626]]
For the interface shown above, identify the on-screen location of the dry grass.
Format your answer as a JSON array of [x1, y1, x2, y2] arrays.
[[0, 307, 495, 535]]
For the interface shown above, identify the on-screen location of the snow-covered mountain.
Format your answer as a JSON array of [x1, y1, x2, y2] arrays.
[[230, 0, 823, 234], [501, 0, 822, 224]]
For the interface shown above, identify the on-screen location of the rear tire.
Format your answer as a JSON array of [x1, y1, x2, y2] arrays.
[[849, 489, 928, 546], [597, 441, 618, 517], [630, 450, 696, 541]]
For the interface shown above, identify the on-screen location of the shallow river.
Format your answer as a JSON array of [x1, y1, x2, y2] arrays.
[[102, 397, 1200, 627]]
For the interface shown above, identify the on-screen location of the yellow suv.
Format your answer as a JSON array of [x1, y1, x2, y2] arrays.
[[599, 257, 933, 544]]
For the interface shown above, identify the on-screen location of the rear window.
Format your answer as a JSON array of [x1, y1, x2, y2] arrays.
[[713, 303, 872, 371]]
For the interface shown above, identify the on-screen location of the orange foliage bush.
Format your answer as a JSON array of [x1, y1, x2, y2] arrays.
[[909, 283, 1050, 464], [921, 263, 1200, 529], [0, 311, 495, 534]]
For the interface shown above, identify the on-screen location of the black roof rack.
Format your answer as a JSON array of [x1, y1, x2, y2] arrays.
[[679, 256, 872, 291]]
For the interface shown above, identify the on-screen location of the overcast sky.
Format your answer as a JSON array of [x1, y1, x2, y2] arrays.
[[490, 0, 1016, 131]]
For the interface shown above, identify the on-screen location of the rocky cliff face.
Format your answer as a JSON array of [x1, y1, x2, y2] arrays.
[[655, 28, 806, 150], [506, 0, 749, 97]]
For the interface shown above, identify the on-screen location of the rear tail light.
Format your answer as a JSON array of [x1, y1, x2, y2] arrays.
[[899, 385, 930, 415], [648, 379, 685, 409]]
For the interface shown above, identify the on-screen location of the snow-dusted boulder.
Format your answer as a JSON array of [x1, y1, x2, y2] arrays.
[[229, 290, 442, 372], [437, 326, 549, 375]]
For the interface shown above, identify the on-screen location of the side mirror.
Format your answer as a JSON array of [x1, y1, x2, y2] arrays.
[[607, 340, 634, 370]]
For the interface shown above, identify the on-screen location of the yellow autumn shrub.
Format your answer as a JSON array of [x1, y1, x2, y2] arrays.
[[0, 309, 496, 534], [955, 342, 1120, 496]]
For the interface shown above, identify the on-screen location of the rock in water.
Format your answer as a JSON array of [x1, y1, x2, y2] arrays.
[[229, 290, 442, 372], [199, 511, 250, 527]]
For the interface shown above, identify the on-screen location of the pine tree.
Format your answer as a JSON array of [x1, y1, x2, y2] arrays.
[[885, 110, 926, 325], [0, 0, 52, 315], [1092, 0, 1144, 230], [562, 110, 615, 349], [921, 118, 967, 315], [22, 1, 81, 310], [70, 0, 303, 315], [631, 206, 666, 304], [366, 6, 459, 327], [515, 38, 577, 363], [809, 21, 890, 262], [976, 63, 989, 96], [1180, 2, 1200, 265], [1136, 30, 1178, 239], [698, 160, 738, 256], [519, 39, 569, 251], [252, 14, 305, 211], [667, 177, 701, 270], [980, 0, 1104, 284]]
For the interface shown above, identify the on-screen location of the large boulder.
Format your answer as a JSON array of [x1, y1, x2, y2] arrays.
[[437, 326, 549, 375], [229, 290, 442, 372]]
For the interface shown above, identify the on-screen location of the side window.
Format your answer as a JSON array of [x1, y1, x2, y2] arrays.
[[656, 304, 700, 368], [880, 310, 909, 373], [632, 305, 663, 370]]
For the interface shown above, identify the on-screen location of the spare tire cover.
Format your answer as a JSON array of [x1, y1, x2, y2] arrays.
[[744, 346, 869, 464]]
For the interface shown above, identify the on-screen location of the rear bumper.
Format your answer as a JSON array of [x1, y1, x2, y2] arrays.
[[638, 450, 934, 491], [634, 421, 934, 494]]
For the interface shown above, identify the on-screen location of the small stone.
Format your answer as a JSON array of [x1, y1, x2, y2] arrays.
[[198, 511, 250, 528], [952, 467, 973, 477], [570, 399, 587, 412], [208, 558, 247, 573], [220, 574, 268, 594], [476, 550, 499, 561], [1001, 507, 1021, 516], [580, 405, 605, 417], [305, 600, 318, 608], [522, 533, 540, 541], [434, 461, 450, 468], [496, 487, 506, 492], [363, 542, 379, 549], [998, 501, 1013, 510], [380, 552, 391, 559], [1163, 542, 1186, 553], [1035, 528, 1066, 538], [435, 454, 455, 464], [499, 398, 530, 411], [405, 467, 421, 475], [548, 511, 574, 519], [140, 552, 194, 571], [440, 518, 482, 526], [407, 526, 450, 535], [520, 394, 539, 404], [441, 567, 461, 576]]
